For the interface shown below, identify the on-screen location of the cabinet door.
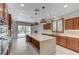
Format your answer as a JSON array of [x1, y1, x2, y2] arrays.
[[30, 38, 40, 49], [0, 3, 4, 18], [59, 36, 67, 47], [74, 17, 79, 29], [56, 36, 60, 44], [43, 23, 51, 30], [0, 3, 8, 21], [65, 19, 74, 30], [67, 37, 79, 52]]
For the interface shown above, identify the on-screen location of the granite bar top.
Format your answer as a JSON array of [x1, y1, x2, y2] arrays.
[[27, 34, 55, 42]]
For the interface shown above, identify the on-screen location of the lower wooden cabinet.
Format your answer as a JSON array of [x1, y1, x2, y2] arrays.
[[30, 38, 40, 49], [26, 35, 40, 49], [26, 35, 31, 42], [67, 37, 79, 52], [59, 36, 67, 47], [56, 36, 60, 45], [56, 36, 67, 47], [56, 36, 79, 52]]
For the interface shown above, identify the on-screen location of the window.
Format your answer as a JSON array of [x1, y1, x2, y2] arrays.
[[18, 25, 31, 38]]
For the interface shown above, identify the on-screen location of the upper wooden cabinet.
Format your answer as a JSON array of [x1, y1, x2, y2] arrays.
[[5, 4, 9, 20], [43, 23, 51, 30], [0, 3, 8, 22], [8, 14, 11, 30], [65, 19, 74, 30], [65, 17, 79, 30], [74, 17, 79, 29], [0, 3, 4, 18]]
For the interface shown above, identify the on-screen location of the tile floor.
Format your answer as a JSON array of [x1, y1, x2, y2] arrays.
[[0, 40, 1, 54], [10, 38, 79, 55]]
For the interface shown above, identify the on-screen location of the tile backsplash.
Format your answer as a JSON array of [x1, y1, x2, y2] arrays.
[[64, 30, 79, 35]]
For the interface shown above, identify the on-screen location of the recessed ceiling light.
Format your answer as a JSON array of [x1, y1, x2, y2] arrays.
[[64, 4, 68, 8], [21, 4, 24, 7]]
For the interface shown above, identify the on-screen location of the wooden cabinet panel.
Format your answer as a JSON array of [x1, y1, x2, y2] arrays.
[[26, 35, 40, 49], [59, 36, 67, 47], [0, 3, 8, 21], [26, 35, 30, 42], [8, 14, 11, 30], [43, 33, 79, 52], [5, 4, 8, 20], [56, 36, 67, 47], [65, 19, 74, 30], [74, 17, 79, 29], [30, 38, 40, 49], [65, 17, 79, 30], [56, 36, 60, 45], [0, 3, 3, 8], [0, 11, 3, 17], [0, 3, 4, 18], [43, 23, 51, 30], [67, 37, 79, 52]]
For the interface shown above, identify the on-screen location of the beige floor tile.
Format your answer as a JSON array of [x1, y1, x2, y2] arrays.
[[10, 38, 79, 55]]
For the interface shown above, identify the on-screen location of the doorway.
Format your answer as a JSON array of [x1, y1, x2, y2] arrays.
[[18, 25, 31, 38]]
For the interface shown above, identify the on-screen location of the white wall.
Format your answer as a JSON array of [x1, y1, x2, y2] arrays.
[[31, 24, 43, 35], [61, 9, 79, 19]]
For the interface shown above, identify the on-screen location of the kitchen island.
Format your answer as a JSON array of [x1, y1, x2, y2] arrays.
[[26, 34, 56, 55]]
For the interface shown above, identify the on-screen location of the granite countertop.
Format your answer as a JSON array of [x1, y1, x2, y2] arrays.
[[42, 30, 79, 39], [28, 34, 55, 42]]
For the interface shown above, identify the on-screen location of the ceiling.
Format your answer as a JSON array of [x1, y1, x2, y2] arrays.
[[7, 3, 79, 23]]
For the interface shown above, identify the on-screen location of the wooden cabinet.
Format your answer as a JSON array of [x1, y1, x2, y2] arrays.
[[43, 33, 79, 53], [74, 17, 79, 29], [67, 37, 79, 52], [0, 3, 8, 21], [8, 14, 11, 29], [56, 36, 60, 45], [65, 19, 74, 30], [26, 35, 40, 49], [0, 3, 4, 18], [59, 36, 67, 47], [30, 37, 40, 49], [56, 36, 79, 52], [0, 3, 12, 55], [56, 36, 67, 47], [43, 23, 51, 30], [26, 35, 31, 42], [65, 17, 79, 30]]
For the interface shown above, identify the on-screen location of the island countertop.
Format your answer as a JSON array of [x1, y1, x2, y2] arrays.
[[27, 34, 55, 42]]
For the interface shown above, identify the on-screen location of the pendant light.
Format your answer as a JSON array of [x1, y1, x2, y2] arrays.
[[40, 6, 47, 23]]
